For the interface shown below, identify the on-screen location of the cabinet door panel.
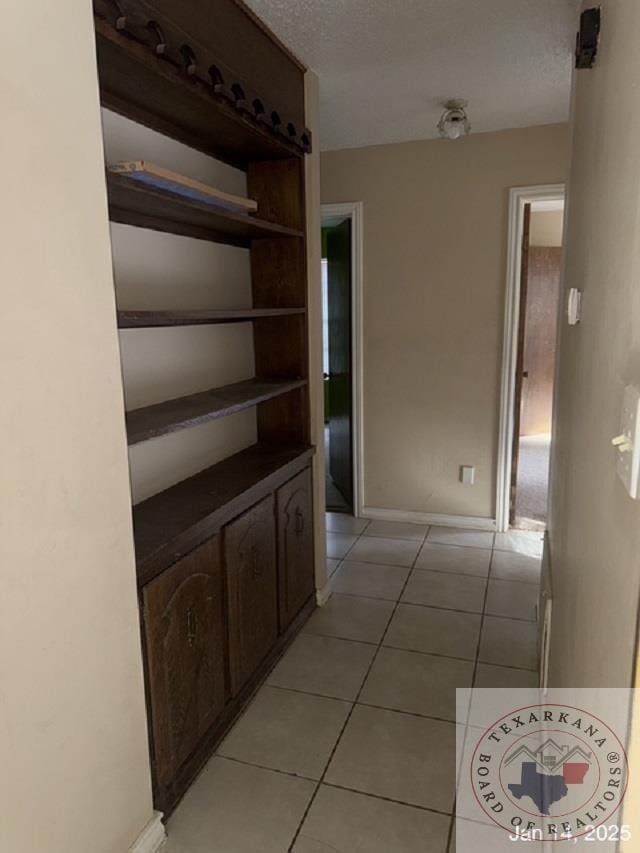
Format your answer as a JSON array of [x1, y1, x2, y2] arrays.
[[277, 467, 314, 631], [143, 537, 225, 789], [225, 495, 278, 695]]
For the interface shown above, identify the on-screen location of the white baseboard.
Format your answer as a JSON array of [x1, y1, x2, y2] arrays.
[[129, 813, 166, 853], [361, 506, 497, 531], [316, 577, 332, 606]]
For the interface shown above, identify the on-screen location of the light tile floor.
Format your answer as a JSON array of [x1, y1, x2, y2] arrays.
[[164, 517, 542, 853]]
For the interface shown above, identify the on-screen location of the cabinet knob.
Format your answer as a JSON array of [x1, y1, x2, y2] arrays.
[[295, 507, 305, 535]]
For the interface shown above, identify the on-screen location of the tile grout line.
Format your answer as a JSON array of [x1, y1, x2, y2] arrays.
[[447, 542, 497, 853], [216, 753, 317, 784], [220, 750, 457, 820], [335, 552, 540, 584], [321, 780, 453, 817], [294, 626, 540, 669], [451, 538, 541, 851], [479, 545, 542, 674], [286, 524, 373, 852], [329, 521, 430, 562], [462, 534, 539, 835], [268, 681, 466, 726], [287, 524, 432, 851], [218, 751, 462, 819], [471, 546, 495, 688], [331, 533, 541, 576], [412, 565, 539, 585], [330, 589, 538, 623]]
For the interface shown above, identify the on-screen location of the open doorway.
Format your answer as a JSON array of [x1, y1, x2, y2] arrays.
[[497, 186, 565, 533], [512, 200, 564, 528], [321, 203, 363, 516]]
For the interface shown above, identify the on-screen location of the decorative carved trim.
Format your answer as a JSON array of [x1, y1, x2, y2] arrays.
[[93, 0, 312, 154]]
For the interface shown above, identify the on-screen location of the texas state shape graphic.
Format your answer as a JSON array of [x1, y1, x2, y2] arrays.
[[508, 762, 569, 816]]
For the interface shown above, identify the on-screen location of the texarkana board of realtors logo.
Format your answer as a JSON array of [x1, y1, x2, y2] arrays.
[[470, 704, 629, 842]]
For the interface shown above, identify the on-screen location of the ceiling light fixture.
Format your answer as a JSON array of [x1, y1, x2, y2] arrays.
[[437, 99, 471, 140]]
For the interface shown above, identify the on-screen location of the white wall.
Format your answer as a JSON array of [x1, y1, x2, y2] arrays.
[[102, 110, 258, 503], [0, 6, 154, 852], [549, 0, 640, 688]]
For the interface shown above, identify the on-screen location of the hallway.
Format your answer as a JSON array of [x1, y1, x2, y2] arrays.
[[163, 519, 542, 852]]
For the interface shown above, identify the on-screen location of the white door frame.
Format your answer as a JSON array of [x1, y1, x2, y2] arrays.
[[495, 184, 566, 532], [321, 201, 364, 518]]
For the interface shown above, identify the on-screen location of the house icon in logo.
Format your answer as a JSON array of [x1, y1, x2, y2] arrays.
[[537, 738, 569, 770], [505, 739, 592, 776], [504, 739, 593, 815]]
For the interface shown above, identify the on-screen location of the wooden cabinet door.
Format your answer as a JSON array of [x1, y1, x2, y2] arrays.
[[142, 537, 226, 791], [277, 467, 314, 631], [225, 495, 278, 695]]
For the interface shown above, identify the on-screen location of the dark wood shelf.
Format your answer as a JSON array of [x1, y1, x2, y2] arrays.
[[126, 377, 306, 445], [94, 0, 314, 820], [107, 172, 304, 247], [118, 307, 305, 328], [94, 18, 307, 169], [133, 442, 314, 584]]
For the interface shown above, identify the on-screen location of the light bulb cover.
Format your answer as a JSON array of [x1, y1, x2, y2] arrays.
[[437, 99, 471, 140]]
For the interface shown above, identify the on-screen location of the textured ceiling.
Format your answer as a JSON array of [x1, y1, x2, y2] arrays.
[[243, 0, 581, 150]]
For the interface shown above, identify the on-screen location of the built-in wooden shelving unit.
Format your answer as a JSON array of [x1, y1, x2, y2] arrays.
[[93, 0, 315, 818], [134, 443, 314, 585], [93, 12, 311, 168], [126, 378, 307, 444], [118, 307, 305, 327], [107, 172, 303, 247]]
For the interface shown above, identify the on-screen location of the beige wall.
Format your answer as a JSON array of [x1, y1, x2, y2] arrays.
[[103, 110, 258, 504], [530, 209, 564, 246], [0, 5, 153, 853], [321, 125, 569, 520], [549, 0, 640, 688], [305, 71, 329, 594]]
